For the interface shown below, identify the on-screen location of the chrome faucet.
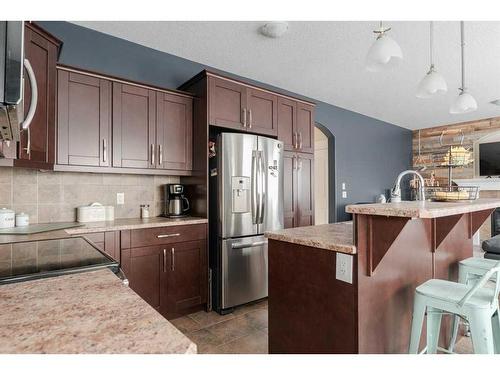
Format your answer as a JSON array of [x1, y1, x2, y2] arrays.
[[390, 170, 426, 203]]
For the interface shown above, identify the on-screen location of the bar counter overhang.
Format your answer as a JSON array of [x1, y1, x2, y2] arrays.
[[266, 199, 500, 354]]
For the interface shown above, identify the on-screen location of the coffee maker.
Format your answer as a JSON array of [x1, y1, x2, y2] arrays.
[[164, 184, 190, 217]]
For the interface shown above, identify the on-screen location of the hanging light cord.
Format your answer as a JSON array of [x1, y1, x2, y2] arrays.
[[460, 21, 465, 91], [429, 21, 434, 68]]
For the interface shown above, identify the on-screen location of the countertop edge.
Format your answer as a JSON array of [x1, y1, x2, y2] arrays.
[[65, 218, 208, 234], [265, 234, 356, 255]]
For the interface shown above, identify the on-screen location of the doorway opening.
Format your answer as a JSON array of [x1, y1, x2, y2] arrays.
[[314, 123, 336, 224]]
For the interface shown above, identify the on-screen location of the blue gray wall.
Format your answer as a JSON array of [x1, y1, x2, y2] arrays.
[[39, 21, 412, 222]]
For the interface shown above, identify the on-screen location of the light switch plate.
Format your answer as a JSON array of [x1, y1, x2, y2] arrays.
[[336, 253, 353, 284], [342, 183, 346, 190], [116, 192, 125, 205], [342, 191, 347, 199]]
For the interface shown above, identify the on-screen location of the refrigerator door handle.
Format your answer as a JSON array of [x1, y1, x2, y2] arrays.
[[251, 150, 258, 224], [231, 241, 266, 249], [258, 151, 265, 224]]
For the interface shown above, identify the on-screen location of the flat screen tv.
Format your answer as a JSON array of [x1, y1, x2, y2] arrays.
[[479, 141, 500, 176]]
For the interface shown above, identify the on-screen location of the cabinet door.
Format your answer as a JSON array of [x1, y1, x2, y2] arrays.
[[57, 70, 111, 167], [162, 240, 207, 319], [277, 97, 297, 151], [156, 92, 193, 171], [19, 23, 59, 165], [112, 83, 156, 169], [283, 151, 297, 229], [121, 245, 163, 311], [295, 103, 314, 154], [246, 88, 277, 136], [208, 77, 247, 130], [296, 153, 314, 227]]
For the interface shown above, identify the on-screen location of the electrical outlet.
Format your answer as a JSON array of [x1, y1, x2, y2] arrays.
[[342, 191, 347, 199], [336, 253, 353, 284], [342, 183, 346, 190], [116, 192, 125, 205]]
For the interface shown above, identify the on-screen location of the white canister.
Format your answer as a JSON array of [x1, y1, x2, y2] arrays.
[[0, 208, 15, 228], [105, 206, 115, 221], [15, 212, 29, 227]]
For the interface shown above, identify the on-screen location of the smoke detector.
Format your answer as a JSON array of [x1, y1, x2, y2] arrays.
[[260, 22, 289, 38]]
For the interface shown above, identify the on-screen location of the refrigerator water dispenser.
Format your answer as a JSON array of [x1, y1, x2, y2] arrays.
[[231, 176, 251, 213]]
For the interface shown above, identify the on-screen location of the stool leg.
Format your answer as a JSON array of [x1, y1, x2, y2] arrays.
[[448, 314, 460, 352], [409, 294, 426, 354], [427, 307, 442, 354], [491, 309, 500, 354], [469, 310, 495, 354]]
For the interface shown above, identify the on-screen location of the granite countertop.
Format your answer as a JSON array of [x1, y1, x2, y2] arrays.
[[265, 222, 356, 254], [0, 269, 196, 354], [65, 216, 208, 234], [346, 198, 500, 219], [0, 216, 207, 244]]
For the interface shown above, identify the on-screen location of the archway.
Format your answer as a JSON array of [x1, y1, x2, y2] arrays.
[[314, 123, 336, 223]]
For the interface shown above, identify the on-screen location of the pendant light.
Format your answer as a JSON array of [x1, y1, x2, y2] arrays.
[[450, 21, 478, 114], [416, 21, 447, 98], [365, 21, 403, 72]]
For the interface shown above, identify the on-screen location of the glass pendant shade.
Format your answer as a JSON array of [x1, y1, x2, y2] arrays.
[[416, 68, 448, 98], [449, 90, 478, 114], [365, 34, 403, 72]]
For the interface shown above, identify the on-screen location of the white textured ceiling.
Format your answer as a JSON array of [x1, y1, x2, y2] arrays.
[[73, 21, 500, 130]]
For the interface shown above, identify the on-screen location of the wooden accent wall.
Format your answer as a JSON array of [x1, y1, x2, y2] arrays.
[[412, 116, 500, 184]]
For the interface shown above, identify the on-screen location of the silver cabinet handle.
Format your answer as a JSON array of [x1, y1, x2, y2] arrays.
[[297, 155, 302, 170], [171, 247, 175, 271], [294, 132, 298, 149], [150, 144, 155, 166], [163, 248, 167, 272], [299, 132, 303, 149], [158, 144, 163, 165], [231, 241, 266, 249], [21, 58, 37, 131], [157, 233, 180, 239], [292, 155, 296, 170], [102, 138, 107, 163], [242, 108, 247, 128], [248, 109, 252, 129]]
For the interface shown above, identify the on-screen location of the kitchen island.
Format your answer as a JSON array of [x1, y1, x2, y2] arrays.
[[0, 269, 196, 354], [265, 199, 500, 354]]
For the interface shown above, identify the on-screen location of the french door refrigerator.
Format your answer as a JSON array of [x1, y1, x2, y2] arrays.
[[210, 132, 283, 313]]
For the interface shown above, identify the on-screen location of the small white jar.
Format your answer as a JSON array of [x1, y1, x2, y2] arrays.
[[140, 204, 150, 219], [15, 212, 30, 227], [0, 208, 15, 228]]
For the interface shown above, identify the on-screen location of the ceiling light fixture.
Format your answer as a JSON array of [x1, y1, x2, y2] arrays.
[[416, 21, 447, 98], [260, 22, 289, 38], [365, 21, 403, 72], [450, 21, 478, 114]]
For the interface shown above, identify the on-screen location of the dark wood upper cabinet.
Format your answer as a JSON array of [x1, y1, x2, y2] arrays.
[[57, 70, 111, 167], [208, 76, 247, 130], [112, 83, 156, 169], [16, 23, 60, 169], [156, 92, 193, 171], [277, 97, 297, 151], [296, 103, 314, 153], [283, 151, 314, 229], [246, 88, 278, 136], [162, 239, 207, 319]]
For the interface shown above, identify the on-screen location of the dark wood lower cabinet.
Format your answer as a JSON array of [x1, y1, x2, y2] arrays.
[[121, 225, 208, 319], [283, 151, 314, 228]]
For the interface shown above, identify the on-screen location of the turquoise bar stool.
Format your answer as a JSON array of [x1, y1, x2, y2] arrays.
[[448, 257, 500, 351], [409, 262, 500, 354]]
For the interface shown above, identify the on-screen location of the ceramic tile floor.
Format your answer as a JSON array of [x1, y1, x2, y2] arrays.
[[170, 299, 269, 354]]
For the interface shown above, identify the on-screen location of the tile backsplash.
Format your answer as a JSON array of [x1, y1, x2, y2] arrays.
[[0, 167, 179, 224]]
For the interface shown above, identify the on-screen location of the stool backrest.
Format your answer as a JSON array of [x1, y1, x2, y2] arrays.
[[457, 261, 500, 308]]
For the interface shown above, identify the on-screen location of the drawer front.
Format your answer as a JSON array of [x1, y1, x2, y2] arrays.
[[130, 224, 206, 248]]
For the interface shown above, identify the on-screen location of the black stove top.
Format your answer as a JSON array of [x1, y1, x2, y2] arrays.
[[0, 236, 119, 284]]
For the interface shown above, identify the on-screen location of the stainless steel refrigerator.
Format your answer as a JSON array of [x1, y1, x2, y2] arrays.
[[209, 132, 283, 313]]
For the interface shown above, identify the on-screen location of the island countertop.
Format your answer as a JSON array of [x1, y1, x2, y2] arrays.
[[265, 221, 356, 254], [0, 269, 196, 354], [346, 198, 500, 219]]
